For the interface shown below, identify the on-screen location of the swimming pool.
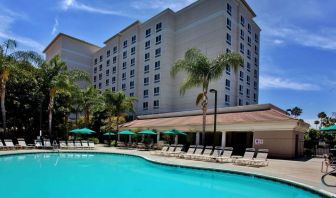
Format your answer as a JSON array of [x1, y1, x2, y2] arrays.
[[0, 153, 326, 198]]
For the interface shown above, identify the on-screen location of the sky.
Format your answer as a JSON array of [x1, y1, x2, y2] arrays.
[[0, 0, 335, 123]]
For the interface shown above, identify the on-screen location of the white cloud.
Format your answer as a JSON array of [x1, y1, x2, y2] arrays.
[[259, 75, 320, 91], [51, 18, 59, 35], [131, 0, 196, 11], [60, 0, 127, 16], [273, 39, 284, 45], [0, 8, 44, 52]]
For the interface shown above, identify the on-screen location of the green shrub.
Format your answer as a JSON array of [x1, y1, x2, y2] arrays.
[[88, 137, 99, 144]]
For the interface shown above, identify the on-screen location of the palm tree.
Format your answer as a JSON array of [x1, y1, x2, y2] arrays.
[[171, 48, 243, 146], [287, 106, 302, 118], [0, 39, 42, 135], [103, 90, 136, 133], [39, 56, 90, 137], [314, 120, 320, 129], [80, 86, 104, 127], [318, 112, 327, 128]]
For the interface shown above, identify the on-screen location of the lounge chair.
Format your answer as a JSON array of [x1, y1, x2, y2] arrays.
[[234, 148, 256, 165], [193, 146, 213, 161], [249, 149, 269, 167], [117, 141, 126, 147], [43, 139, 53, 149], [67, 141, 75, 149], [178, 145, 196, 158], [74, 140, 83, 149], [4, 139, 16, 150], [216, 147, 234, 163], [17, 138, 34, 149], [183, 145, 203, 160], [88, 141, 95, 150], [80, 140, 90, 149], [35, 140, 43, 149], [152, 145, 169, 155], [0, 140, 8, 150], [164, 144, 184, 157], [59, 141, 68, 149]]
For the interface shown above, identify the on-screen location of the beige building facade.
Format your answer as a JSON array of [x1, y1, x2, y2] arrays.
[[44, 0, 260, 116]]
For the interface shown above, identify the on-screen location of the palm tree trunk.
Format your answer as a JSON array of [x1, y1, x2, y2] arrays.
[[48, 96, 54, 138], [234, 70, 239, 106], [202, 92, 208, 146], [1, 80, 6, 135]]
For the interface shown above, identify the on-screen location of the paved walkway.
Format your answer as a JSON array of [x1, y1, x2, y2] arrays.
[[0, 145, 335, 196]]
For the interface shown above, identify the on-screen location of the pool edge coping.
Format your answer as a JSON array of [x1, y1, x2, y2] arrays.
[[0, 150, 335, 198]]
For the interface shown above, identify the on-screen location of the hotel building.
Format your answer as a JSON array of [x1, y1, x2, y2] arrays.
[[44, 0, 261, 116]]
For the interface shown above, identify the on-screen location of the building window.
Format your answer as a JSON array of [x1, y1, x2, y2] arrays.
[[226, 18, 231, 30], [246, 89, 250, 98], [93, 76, 96, 82], [239, 99, 243, 106], [254, 70, 258, 78], [254, 81, 258, 90], [255, 45, 258, 54], [145, 40, 150, 49], [122, 62, 127, 69], [123, 51, 127, 59], [239, 85, 243, 95], [99, 65, 102, 71], [123, 40, 127, 48], [112, 87, 115, 92], [155, 61, 160, 70], [225, 79, 230, 90], [130, 69, 135, 77], [144, 65, 149, 73], [240, 71, 244, 81], [107, 50, 110, 57], [94, 67, 97, 74], [155, 48, 161, 57], [154, 74, 160, 83], [240, 29, 244, 40], [113, 46, 117, 54], [156, 35, 161, 45], [145, 28, 151, 37], [154, 87, 160, 96], [99, 55, 103, 62], [130, 92, 134, 97], [247, 62, 251, 72], [106, 79, 109, 86], [248, 23, 251, 34], [122, 72, 126, 80], [241, 16, 245, 26], [255, 57, 258, 66], [248, 36, 251, 46], [153, 100, 159, 109], [98, 83, 102, 89], [130, 81, 134, 89], [143, 102, 148, 110], [131, 47, 136, 55], [132, 35, 136, 44], [255, 33, 259, 43], [226, 65, 231, 75], [144, 77, 149, 86], [131, 58, 135, 66], [112, 77, 116, 84], [156, 22, 162, 32], [227, 3, 232, 15], [143, 89, 149, 98], [240, 43, 244, 54], [112, 67, 116, 74], [253, 93, 257, 102], [226, 33, 231, 45], [106, 60, 110, 67], [225, 95, 230, 105], [106, 69, 110, 77], [94, 58, 97, 65], [247, 49, 251, 59], [113, 56, 117, 64], [122, 83, 126, 91], [145, 53, 150, 61], [247, 75, 250, 85]]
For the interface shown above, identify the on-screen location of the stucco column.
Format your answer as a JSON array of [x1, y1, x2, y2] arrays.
[[141, 134, 144, 142], [117, 134, 120, 141], [175, 135, 178, 145], [157, 132, 160, 142], [196, 132, 200, 145], [129, 135, 132, 143], [221, 131, 226, 147]]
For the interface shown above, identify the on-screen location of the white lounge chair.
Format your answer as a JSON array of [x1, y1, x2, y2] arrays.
[[178, 145, 196, 158], [250, 149, 269, 167], [152, 145, 169, 155], [80, 140, 90, 149], [184, 146, 203, 160], [0, 140, 8, 150], [4, 139, 15, 150], [74, 140, 83, 149], [43, 139, 53, 149], [216, 147, 234, 163], [234, 148, 255, 165], [67, 141, 75, 149], [35, 140, 43, 149], [165, 144, 184, 157], [88, 141, 95, 150], [17, 138, 34, 149], [59, 141, 68, 149], [193, 146, 213, 161]]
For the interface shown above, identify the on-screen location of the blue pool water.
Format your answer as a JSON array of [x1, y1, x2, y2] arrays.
[[0, 153, 322, 198]]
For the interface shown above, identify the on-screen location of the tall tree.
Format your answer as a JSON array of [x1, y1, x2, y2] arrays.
[[286, 107, 302, 118], [39, 56, 90, 137], [318, 112, 327, 128], [0, 39, 42, 135], [171, 48, 243, 145], [103, 90, 136, 133], [80, 86, 104, 127]]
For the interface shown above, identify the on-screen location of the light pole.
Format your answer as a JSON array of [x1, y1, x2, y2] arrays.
[[210, 89, 217, 148]]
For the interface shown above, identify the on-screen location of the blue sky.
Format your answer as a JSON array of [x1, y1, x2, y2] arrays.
[[0, 0, 335, 123]]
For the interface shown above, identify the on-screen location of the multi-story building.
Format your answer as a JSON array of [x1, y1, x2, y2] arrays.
[[44, 0, 261, 116]]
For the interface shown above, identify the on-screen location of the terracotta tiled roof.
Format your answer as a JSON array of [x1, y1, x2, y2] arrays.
[[122, 109, 294, 129]]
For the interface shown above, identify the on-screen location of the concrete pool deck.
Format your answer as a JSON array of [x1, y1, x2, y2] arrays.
[[0, 145, 335, 197]]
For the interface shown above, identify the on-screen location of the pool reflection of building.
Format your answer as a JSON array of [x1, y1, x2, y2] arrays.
[[122, 104, 309, 159]]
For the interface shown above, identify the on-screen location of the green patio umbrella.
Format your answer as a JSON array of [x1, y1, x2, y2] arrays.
[[118, 130, 135, 135], [103, 132, 116, 136], [77, 128, 95, 134], [138, 129, 157, 135], [70, 128, 82, 133], [321, 125, 336, 131], [163, 129, 187, 136]]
